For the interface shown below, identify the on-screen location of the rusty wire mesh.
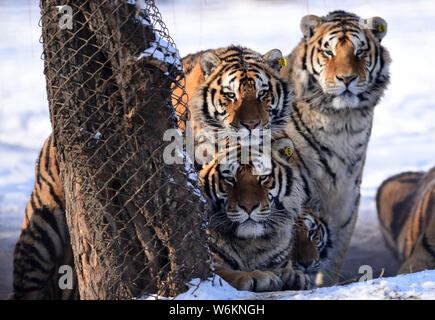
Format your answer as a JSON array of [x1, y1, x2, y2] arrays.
[[40, 0, 210, 299]]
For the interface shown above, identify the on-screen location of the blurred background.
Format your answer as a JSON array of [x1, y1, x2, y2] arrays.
[[0, 0, 434, 298]]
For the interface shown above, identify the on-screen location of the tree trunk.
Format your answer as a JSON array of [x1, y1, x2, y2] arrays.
[[40, 0, 210, 299]]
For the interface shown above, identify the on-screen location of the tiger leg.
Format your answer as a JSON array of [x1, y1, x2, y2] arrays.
[[12, 207, 77, 299], [315, 212, 357, 287], [398, 226, 435, 274], [216, 266, 311, 292], [274, 267, 312, 290]]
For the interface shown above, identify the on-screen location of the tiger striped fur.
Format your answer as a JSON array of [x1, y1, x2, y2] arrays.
[[377, 167, 435, 274], [176, 45, 291, 138], [281, 10, 391, 286], [199, 137, 325, 292], [293, 210, 329, 279], [12, 45, 294, 298], [11, 135, 77, 299]]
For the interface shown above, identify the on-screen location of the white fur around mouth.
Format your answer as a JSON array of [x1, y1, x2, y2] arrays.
[[235, 220, 265, 238], [331, 92, 360, 109], [227, 212, 249, 224]]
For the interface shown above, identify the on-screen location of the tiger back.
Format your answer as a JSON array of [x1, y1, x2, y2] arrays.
[[12, 135, 78, 299], [377, 167, 435, 274]]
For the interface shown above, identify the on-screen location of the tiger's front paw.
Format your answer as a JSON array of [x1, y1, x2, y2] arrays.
[[274, 267, 312, 290]]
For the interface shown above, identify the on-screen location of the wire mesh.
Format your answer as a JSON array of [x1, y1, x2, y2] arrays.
[[39, 0, 210, 299]]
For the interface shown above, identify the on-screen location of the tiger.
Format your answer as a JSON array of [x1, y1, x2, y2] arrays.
[[174, 45, 291, 141], [376, 167, 435, 275], [199, 137, 328, 292], [280, 10, 391, 286], [11, 135, 78, 299], [11, 45, 293, 299], [293, 210, 329, 279]]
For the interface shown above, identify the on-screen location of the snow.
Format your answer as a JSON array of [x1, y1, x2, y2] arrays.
[[174, 277, 251, 300], [142, 270, 435, 300], [135, 38, 182, 68], [142, 276, 250, 300], [245, 270, 435, 300], [0, 0, 434, 299], [133, 1, 182, 70]]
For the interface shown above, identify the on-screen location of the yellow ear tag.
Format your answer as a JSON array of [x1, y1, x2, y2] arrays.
[[277, 57, 287, 68], [284, 146, 293, 158], [378, 24, 386, 33]]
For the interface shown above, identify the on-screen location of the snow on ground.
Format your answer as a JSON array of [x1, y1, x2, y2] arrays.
[[0, 0, 434, 299], [254, 270, 435, 300], [145, 270, 435, 300]]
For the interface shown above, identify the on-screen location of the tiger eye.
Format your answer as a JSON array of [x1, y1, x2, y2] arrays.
[[224, 177, 235, 186], [258, 89, 268, 98], [225, 92, 236, 99]]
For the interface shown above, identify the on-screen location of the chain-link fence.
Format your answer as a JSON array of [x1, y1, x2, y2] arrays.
[[40, 0, 210, 299]]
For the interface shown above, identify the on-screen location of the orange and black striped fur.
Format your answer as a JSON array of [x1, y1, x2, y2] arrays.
[[12, 46, 292, 298], [377, 167, 435, 274], [174, 45, 291, 138], [200, 137, 328, 292], [281, 11, 391, 286], [12, 136, 78, 299]]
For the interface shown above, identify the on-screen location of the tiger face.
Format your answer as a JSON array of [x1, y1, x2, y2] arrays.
[[300, 11, 389, 109], [194, 46, 291, 134], [219, 163, 276, 238], [293, 211, 329, 274], [202, 138, 308, 239]]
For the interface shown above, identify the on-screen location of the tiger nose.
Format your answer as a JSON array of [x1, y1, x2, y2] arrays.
[[298, 259, 319, 270], [238, 202, 259, 214], [336, 74, 357, 86], [240, 120, 260, 130]]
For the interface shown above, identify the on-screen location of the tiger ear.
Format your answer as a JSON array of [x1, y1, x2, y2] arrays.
[[272, 137, 295, 163], [366, 16, 387, 41], [262, 49, 284, 72], [300, 15, 323, 39], [200, 52, 221, 78]]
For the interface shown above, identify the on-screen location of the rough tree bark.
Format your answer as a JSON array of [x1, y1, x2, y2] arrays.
[[40, 0, 210, 299]]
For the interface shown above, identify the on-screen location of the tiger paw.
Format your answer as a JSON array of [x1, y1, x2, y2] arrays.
[[228, 270, 284, 292]]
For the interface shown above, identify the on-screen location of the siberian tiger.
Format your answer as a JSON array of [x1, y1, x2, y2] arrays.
[[377, 167, 435, 274], [281, 10, 391, 286], [199, 137, 328, 292]]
